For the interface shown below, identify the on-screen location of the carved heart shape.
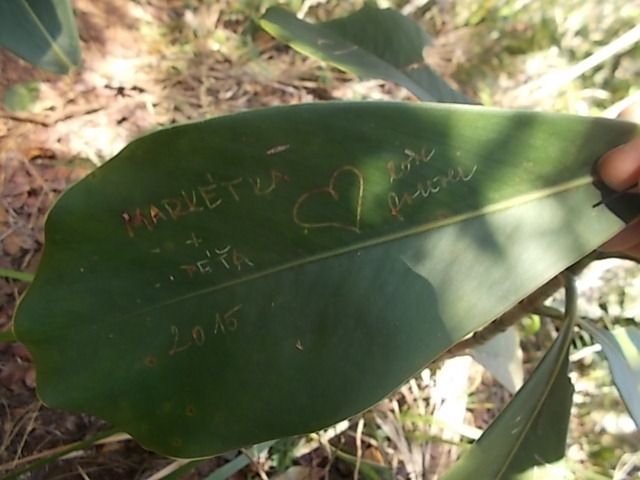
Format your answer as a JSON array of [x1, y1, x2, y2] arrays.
[[293, 166, 364, 233]]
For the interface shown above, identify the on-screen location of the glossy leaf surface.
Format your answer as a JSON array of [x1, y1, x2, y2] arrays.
[[14, 102, 638, 457], [260, 6, 472, 103], [0, 0, 81, 74], [443, 279, 578, 480]]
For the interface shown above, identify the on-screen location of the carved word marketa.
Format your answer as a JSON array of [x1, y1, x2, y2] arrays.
[[121, 170, 290, 237]]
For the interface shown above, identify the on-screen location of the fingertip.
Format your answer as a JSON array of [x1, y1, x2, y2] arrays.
[[600, 217, 640, 252], [598, 137, 640, 191]]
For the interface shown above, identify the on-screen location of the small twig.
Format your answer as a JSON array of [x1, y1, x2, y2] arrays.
[[240, 448, 269, 480], [345, 430, 381, 449], [603, 92, 640, 118], [144, 459, 193, 480], [20, 156, 52, 195], [0, 226, 15, 243], [445, 274, 564, 357], [76, 464, 91, 480], [0, 428, 121, 478], [0, 114, 51, 127], [50, 105, 107, 125], [20, 248, 36, 272], [1, 101, 106, 130], [511, 24, 640, 102], [614, 452, 640, 480], [297, 0, 328, 18], [353, 417, 364, 480], [28, 190, 49, 229], [401, 0, 432, 15], [318, 435, 334, 479], [12, 404, 41, 469], [532, 305, 565, 320], [94, 432, 131, 445], [569, 343, 602, 363], [0, 399, 12, 455], [3, 403, 33, 459]]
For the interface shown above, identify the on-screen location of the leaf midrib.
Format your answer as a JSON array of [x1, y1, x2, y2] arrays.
[[117, 176, 593, 322], [20, 0, 73, 71]]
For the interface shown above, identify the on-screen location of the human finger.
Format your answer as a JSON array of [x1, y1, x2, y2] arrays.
[[598, 137, 640, 192], [599, 217, 640, 252]]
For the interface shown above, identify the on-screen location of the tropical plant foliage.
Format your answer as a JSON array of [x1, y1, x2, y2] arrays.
[[8, 3, 640, 477]]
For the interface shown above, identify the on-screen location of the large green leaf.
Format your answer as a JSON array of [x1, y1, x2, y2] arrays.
[[13, 102, 638, 458], [260, 6, 472, 104], [443, 278, 578, 480], [0, 0, 81, 74]]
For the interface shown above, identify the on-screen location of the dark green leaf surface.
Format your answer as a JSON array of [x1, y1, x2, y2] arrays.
[[14, 102, 638, 457], [443, 278, 578, 480], [260, 6, 472, 104], [0, 0, 81, 74]]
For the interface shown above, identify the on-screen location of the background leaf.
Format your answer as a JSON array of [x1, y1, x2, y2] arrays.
[[13, 102, 638, 458], [0, 0, 81, 74], [579, 321, 640, 428], [471, 327, 524, 394], [3, 80, 41, 113], [205, 441, 275, 480], [261, 5, 520, 396], [260, 6, 472, 104], [442, 278, 578, 480]]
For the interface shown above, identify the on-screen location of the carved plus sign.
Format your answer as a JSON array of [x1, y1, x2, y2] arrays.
[[186, 232, 202, 248]]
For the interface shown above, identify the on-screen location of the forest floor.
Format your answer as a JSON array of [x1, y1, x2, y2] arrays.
[[1, 1, 639, 479]]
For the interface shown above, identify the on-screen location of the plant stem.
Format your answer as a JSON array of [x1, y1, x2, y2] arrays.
[[0, 268, 34, 282], [444, 274, 564, 357], [532, 305, 565, 320]]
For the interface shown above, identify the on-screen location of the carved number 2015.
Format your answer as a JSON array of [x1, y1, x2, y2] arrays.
[[168, 304, 242, 356]]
